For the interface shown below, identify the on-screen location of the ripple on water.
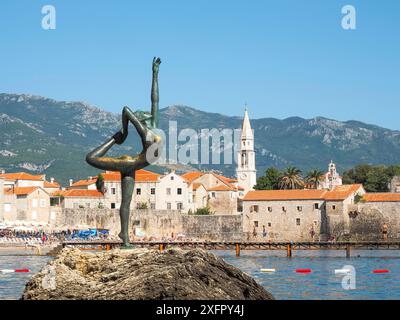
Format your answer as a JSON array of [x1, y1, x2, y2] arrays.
[[0, 256, 51, 300], [1, 250, 400, 300], [214, 250, 400, 300]]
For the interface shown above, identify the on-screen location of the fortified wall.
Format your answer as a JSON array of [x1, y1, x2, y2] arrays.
[[52, 203, 400, 241], [347, 203, 400, 240], [58, 208, 243, 241]]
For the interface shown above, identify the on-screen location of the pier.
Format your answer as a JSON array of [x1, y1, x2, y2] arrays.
[[61, 241, 400, 258]]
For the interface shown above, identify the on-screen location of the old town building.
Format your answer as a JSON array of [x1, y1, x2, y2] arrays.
[[242, 184, 365, 241]]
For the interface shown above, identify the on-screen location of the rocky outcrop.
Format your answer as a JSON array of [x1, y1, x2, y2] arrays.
[[22, 248, 273, 300]]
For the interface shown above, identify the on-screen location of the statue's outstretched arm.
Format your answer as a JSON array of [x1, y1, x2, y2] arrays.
[[151, 57, 161, 128]]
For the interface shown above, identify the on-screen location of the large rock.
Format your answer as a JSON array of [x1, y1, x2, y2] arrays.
[[22, 248, 274, 300]]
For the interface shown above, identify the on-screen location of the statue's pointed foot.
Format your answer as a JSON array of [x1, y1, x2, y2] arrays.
[[118, 232, 132, 249]]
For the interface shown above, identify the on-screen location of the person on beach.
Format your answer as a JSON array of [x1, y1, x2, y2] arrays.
[[262, 225, 267, 238], [382, 223, 388, 241], [309, 225, 315, 242], [252, 226, 257, 239]]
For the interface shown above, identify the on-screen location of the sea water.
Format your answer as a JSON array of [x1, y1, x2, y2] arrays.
[[1, 250, 399, 300]]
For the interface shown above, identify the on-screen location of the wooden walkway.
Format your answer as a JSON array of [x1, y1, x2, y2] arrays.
[[61, 240, 400, 257]]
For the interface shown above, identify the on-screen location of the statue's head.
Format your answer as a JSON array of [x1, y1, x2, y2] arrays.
[[134, 110, 153, 128]]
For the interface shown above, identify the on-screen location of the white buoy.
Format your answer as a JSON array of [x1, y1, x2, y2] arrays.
[[334, 269, 351, 274], [260, 268, 276, 273], [0, 269, 15, 273]]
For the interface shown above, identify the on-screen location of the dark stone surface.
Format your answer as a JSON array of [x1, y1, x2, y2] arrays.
[[22, 248, 274, 300]]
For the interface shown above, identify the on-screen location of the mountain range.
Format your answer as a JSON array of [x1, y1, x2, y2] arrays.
[[1, 93, 400, 185]]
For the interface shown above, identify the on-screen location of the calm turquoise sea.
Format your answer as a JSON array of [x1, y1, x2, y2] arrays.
[[1, 250, 399, 300]]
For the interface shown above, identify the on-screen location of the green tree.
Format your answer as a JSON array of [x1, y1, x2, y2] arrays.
[[342, 164, 395, 192], [190, 206, 213, 215], [96, 174, 105, 194], [305, 169, 324, 189], [254, 167, 282, 190], [279, 166, 304, 189], [342, 164, 371, 185], [364, 166, 390, 192]]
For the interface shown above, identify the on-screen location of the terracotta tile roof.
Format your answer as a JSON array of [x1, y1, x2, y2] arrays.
[[53, 189, 104, 198], [244, 189, 327, 201], [243, 184, 363, 201], [70, 178, 97, 187], [191, 183, 204, 191], [4, 186, 40, 196], [208, 185, 235, 192], [100, 170, 160, 182], [324, 184, 363, 200], [363, 193, 400, 202], [0, 172, 44, 181], [181, 171, 204, 183], [213, 173, 237, 184], [44, 181, 61, 188]]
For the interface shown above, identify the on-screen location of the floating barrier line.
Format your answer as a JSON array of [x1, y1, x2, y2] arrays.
[[0, 269, 30, 273]]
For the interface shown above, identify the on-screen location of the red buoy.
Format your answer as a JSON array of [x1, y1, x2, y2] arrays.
[[373, 269, 389, 274], [296, 268, 312, 273], [14, 269, 30, 273]]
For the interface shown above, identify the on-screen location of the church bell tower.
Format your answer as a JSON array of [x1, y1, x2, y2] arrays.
[[236, 108, 257, 194]]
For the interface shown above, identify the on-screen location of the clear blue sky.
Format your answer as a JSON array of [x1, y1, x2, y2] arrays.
[[0, 0, 399, 129]]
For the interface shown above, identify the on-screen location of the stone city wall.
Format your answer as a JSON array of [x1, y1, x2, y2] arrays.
[[348, 202, 400, 240], [59, 208, 243, 241]]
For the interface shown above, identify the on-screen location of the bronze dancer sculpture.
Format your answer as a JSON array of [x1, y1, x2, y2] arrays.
[[86, 57, 163, 247]]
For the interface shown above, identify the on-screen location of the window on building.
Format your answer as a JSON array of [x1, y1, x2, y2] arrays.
[[268, 222, 272, 227], [32, 211, 37, 220], [267, 207, 272, 212], [167, 202, 171, 210], [314, 203, 319, 210], [111, 203, 116, 209], [150, 203, 156, 209], [332, 205, 336, 210], [211, 192, 216, 198], [111, 188, 116, 195], [151, 188, 156, 195], [40, 199, 47, 208], [136, 203, 141, 209], [50, 211, 56, 220], [4, 203, 11, 213], [166, 188, 171, 195], [297, 206, 302, 212], [136, 188, 141, 195], [177, 202, 183, 210], [171, 176, 174, 180], [282, 206, 286, 212], [296, 218, 301, 226], [254, 221, 259, 227], [177, 188, 182, 195], [32, 199, 38, 208], [250, 205, 259, 213], [86, 203, 91, 208]]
